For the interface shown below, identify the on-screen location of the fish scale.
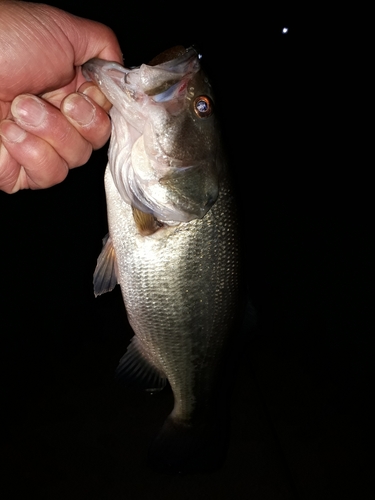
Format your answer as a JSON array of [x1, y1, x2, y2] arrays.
[[105, 165, 241, 421]]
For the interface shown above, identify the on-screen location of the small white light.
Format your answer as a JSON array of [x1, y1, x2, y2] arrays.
[[282, 27, 288, 34]]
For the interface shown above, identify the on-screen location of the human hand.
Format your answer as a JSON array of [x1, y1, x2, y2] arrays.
[[0, 1, 122, 193]]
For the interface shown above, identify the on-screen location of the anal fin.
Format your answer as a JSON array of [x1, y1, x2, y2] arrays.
[[116, 336, 167, 392]]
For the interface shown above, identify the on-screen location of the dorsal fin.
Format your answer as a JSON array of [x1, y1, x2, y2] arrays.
[[93, 234, 118, 297]]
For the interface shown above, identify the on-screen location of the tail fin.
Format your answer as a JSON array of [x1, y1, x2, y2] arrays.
[[147, 414, 228, 474]]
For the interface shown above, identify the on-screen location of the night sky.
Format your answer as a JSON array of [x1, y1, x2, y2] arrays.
[[1, 2, 372, 498]]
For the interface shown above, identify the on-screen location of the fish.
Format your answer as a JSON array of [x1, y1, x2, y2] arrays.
[[82, 46, 244, 473]]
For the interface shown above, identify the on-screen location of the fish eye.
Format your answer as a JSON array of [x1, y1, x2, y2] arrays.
[[193, 96, 213, 118]]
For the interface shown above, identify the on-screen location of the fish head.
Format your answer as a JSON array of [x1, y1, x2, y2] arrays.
[[83, 47, 222, 223]]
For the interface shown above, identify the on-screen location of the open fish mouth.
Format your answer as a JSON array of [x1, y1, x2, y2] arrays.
[[83, 48, 220, 224]]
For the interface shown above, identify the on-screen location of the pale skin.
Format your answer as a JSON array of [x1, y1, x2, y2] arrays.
[[0, 0, 123, 193]]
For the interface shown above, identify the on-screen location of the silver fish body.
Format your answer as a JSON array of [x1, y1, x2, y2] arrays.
[[83, 47, 243, 472]]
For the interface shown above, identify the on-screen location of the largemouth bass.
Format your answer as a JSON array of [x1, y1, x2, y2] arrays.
[[83, 47, 243, 473]]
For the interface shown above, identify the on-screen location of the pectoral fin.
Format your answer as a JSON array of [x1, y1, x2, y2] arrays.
[[93, 234, 118, 297], [132, 206, 163, 236]]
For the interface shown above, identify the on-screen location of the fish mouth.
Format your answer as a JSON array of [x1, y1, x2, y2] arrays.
[[82, 48, 219, 224], [83, 47, 199, 103]]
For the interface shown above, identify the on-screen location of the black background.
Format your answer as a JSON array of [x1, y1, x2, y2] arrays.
[[1, 2, 373, 498]]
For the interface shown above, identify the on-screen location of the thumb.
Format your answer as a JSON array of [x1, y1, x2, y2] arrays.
[[47, 8, 123, 66], [0, 2, 122, 100]]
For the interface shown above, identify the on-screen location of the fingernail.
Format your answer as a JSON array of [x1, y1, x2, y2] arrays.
[[81, 85, 108, 108], [62, 93, 96, 126], [12, 95, 46, 126], [0, 121, 27, 143]]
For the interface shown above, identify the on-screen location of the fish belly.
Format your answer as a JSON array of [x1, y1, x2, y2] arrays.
[[105, 166, 241, 423]]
